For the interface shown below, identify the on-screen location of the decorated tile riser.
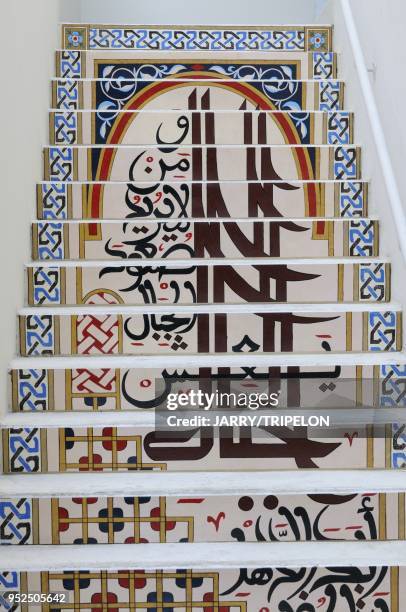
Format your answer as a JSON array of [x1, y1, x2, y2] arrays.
[[3, 566, 404, 612], [1, 493, 405, 545], [43, 145, 360, 183], [62, 24, 333, 52], [18, 310, 401, 357], [37, 181, 368, 220], [9, 364, 406, 412], [31, 220, 379, 261], [37, 181, 369, 220], [56, 51, 337, 84], [26, 262, 391, 306], [1, 424, 404, 472], [50, 110, 353, 147]]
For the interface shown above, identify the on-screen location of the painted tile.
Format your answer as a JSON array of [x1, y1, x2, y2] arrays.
[[55, 52, 338, 85], [0, 422, 400, 472], [36, 181, 369, 220], [3, 566, 406, 611], [49, 110, 353, 146], [18, 310, 402, 357], [43, 145, 360, 183], [10, 364, 406, 413], [1, 492, 405, 545], [26, 262, 391, 306], [32, 219, 378, 261], [3, 429, 42, 474], [84, 58, 342, 114], [61, 25, 333, 52]]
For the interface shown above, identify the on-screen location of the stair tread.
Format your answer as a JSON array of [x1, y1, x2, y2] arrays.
[[18, 302, 400, 314], [26, 257, 390, 265], [10, 351, 406, 368], [2, 541, 406, 571], [1, 470, 405, 496]]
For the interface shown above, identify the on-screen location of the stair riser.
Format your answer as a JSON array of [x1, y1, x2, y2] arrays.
[[26, 262, 390, 306], [37, 181, 369, 220], [31, 220, 378, 261], [50, 110, 353, 146], [18, 310, 402, 357], [43, 146, 361, 182], [9, 364, 405, 413], [1, 425, 401, 472], [3, 566, 404, 610], [56, 50, 337, 83], [61, 24, 334, 53], [1, 492, 404, 545]]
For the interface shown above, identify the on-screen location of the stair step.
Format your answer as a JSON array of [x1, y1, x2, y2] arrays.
[[61, 24, 334, 53], [1, 561, 404, 609], [2, 470, 406, 497], [1, 370, 406, 474], [43, 145, 360, 182], [50, 109, 353, 146], [1, 489, 405, 545], [17, 306, 401, 356], [8, 350, 406, 412], [25, 260, 391, 306], [56, 49, 337, 82], [31, 219, 378, 261], [37, 180, 369, 220], [0, 423, 402, 471], [53, 50, 342, 89]]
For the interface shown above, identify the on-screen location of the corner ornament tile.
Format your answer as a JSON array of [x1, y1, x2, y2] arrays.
[[306, 27, 332, 52], [63, 26, 87, 50]]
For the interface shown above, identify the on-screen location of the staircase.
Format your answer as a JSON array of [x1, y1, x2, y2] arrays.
[[1, 22, 406, 610]]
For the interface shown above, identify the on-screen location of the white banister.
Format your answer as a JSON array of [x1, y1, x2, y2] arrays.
[[340, 0, 406, 265]]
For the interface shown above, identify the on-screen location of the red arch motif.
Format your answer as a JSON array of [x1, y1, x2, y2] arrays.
[[88, 75, 317, 226]]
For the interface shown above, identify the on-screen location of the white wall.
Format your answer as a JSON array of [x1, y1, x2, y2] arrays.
[[78, 0, 319, 24], [0, 0, 64, 410], [60, 0, 81, 22], [349, 0, 406, 213], [319, 0, 406, 312]]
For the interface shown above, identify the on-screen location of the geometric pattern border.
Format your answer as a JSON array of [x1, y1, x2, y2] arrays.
[[62, 24, 333, 52]]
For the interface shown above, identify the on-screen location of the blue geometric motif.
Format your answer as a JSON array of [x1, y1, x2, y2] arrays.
[[334, 147, 358, 180], [368, 311, 397, 351], [32, 267, 61, 305], [359, 263, 386, 302], [392, 422, 406, 469], [41, 183, 68, 219], [319, 81, 341, 111], [25, 317, 55, 356], [59, 51, 82, 79], [49, 148, 74, 182], [56, 80, 80, 109], [94, 61, 310, 144], [54, 112, 78, 145], [37, 222, 64, 260], [327, 112, 351, 145], [349, 220, 375, 256], [313, 52, 335, 79], [339, 182, 365, 217], [89, 28, 305, 51], [8, 429, 41, 473], [18, 369, 49, 410], [0, 499, 32, 545], [0, 572, 19, 610], [380, 365, 406, 407]]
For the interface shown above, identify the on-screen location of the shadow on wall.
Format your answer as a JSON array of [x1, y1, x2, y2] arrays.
[[60, 0, 322, 24]]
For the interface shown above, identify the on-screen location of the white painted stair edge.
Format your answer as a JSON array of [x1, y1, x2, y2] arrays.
[[18, 302, 401, 316], [0, 471, 405, 498], [2, 542, 406, 571], [10, 352, 406, 370]]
